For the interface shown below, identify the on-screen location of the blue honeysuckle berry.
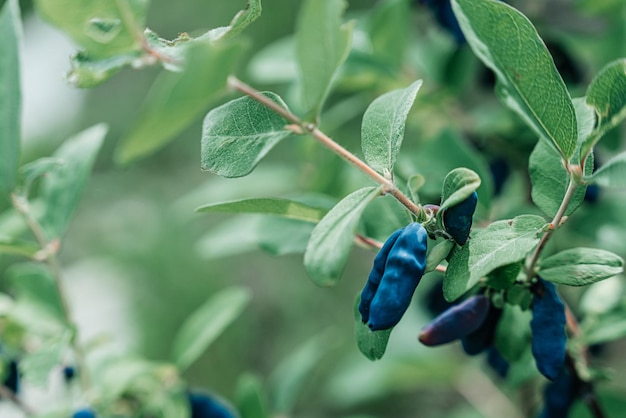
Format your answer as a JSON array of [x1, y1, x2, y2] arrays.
[[63, 365, 76, 382], [531, 279, 566, 381], [72, 408, 96, 418], [461, 303, 502, 355], [360, 223, 428, 331], [442, 191, 478, 245], [358, 227, 404, 324], [486, 347, 509, 379], [419, 294, 490, 346], [539, 368, 580, 418], [188, 390, 235, 418]]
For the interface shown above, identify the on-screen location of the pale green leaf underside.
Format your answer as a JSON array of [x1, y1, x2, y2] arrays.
[[439, 167, 481, 212], [40, 124, 107, 240], [443, 214, 546, 301], [587, 151, 626, 188], [172, 286, 251, 371], [452, 0, 577, 159], [195, 198, 326, 223], [304, 186, 382, 287], [354, 294, 391, 361], [34, 0, 147, 60], [201, 92, 291, 178], [586, 59, 626, 133], [0, 0, 21, 200], [529, 140, 591, 218], [296, 0, 353, 118], [539, 248, 624, 286], [202, 0, 262, 42], [117, 41, 242, 164], [361, 80, 423, 174]]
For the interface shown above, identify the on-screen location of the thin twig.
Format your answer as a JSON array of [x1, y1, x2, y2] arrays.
[[227, 76, 422, 217], [11, 194, 92, 392], [0, 385, 35, 416]]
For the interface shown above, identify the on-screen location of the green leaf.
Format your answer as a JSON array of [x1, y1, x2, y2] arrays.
[[202, 0, 262, 42], [424, 239, 455, 273], [451, 0, 577, 159], [7, 263, 65, 324], [494, 304, 531, 362], [116, 41, 243, 164], [529, 140, 591, 218], [304, 187, 381, 287], [354, 294, 391, 361], [40, 124, 107, 240], [66, 49, 142, 88], [368, 0, 411, 69], [0, 239, 39, 258], [439, 167, 481, 212], [361, 80, 422, 174], [172, 286, 251, 371], [538, 248, 624, 286], [34, 0, 147, 59], [443, 215, 546, 301], [269, 331, 336, 414], [20, 333, 70, 387], [582, 312, 626, 345], [196, 217, 314, 259], [586, 150, 626, 188], [582, 59, 626, 156], [201, 92, 292, 178], [17, 157, 63, 196], [580, 276, 623, 316], [573, 97, 596, 148], [195, 198, 325, 223], [296, 0, 353, 118], [235, 373, 269, 418], [0, 0, 21, 201], [407, 174, 425, 203]]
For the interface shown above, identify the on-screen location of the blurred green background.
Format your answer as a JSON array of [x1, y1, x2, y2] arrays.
[[4, 0, 626, 417]]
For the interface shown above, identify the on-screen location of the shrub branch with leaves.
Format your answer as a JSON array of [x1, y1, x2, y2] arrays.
[[2, 0, 626, 417]]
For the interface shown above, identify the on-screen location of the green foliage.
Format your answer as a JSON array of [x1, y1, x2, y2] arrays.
[[296, 0, 353, 118], [235, 373, 270, 418], [587, 151, 626, 188], [361, 80, 422, 175], [529, 140, 592, 217], [0, 0, 21, 201], [172, 286, 251, 371], [439, 167, 481, 212], [201, 92, 292, 177], [39, 124, 107, 240], [118, 41, 243, 163], [304, 186, 381, 287], [353, 295, 391, 361], [196, 198, 326, 223], [452, 0, 577, 160], [538, 248, 624, 286], [444, 215, 546, 301], [494, 304, 531, 362]]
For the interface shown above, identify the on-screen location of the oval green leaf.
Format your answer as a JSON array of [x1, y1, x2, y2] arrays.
[[354, 294, 391, 361], [201, 92, 292, 178], [538, 248, 624, 286], [195, 198, 326, 223], [451, 0, 577, 160], [361, 80, 423, 174], [0, 0, 21, 201], [444, 214, 546, 301], [304, 186, 381, 287], [586, 150, 626, 188], [172, 286, 251, 371], [439, 167, 481, 212]]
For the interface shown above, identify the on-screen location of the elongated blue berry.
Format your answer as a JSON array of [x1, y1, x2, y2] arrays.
[[531, 279, 566, 381], [72, 409, 96, 418], [361, 223, 428, 331], [443, 191, 478, 245], [358, 228, 404, 324], [419, 294, 490, 346], [188, 390, 235, 418], [539, 368, 580, 418]]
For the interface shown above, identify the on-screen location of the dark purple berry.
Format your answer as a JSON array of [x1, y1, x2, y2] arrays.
[[72, 408, 96, 418], [419, 294, 490, 346], [486, 347, 509, 379], [531, 279, 566, 381], [461, 304, 502, 355], [443, 191, 478, 245]]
